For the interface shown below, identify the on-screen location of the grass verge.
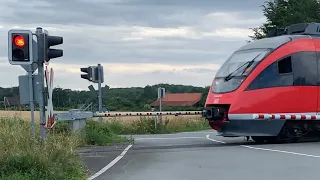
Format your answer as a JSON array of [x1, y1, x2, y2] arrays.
[[0, 117, 86, 180], [0, 117, 129, 180]]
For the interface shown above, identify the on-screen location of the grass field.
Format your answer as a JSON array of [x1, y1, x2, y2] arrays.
[[0, 110, 210, 135]]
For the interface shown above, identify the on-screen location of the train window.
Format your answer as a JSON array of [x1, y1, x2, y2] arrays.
[[278, 56, 292, 74], [246, 58, 294, 91], [292, 52, 317, 86], [259, 62, 293, 89], [246, 51, 319, 91]]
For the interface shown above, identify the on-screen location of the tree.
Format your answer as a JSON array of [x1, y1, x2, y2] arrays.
[[250, 0, 320, 40]]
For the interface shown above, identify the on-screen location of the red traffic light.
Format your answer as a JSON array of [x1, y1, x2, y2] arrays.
[[13, 35, 25, 47]]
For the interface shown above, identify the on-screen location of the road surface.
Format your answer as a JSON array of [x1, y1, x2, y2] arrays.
[[79, 130, 320, 180]]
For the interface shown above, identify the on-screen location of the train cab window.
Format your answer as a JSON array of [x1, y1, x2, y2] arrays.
[[278, 56, 292, 74], [246, 56, 294, 90], [246, 51, 318, 91]]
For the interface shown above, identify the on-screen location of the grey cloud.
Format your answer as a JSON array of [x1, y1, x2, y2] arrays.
[[1, 0, 266, 27], [0, 63, 216, 89], [0, 26, 247, 65], [0, 0, 267, 88]]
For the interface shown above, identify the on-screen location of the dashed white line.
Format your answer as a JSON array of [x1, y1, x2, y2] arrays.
[[205, 134, 320, 158], [87, 144, 133, 180]]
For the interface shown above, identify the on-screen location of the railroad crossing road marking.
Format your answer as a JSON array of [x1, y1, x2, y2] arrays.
[[87, 144, 133, 180], [206, 134, 320, 158]]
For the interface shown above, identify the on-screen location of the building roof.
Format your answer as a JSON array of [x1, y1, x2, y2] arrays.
[[150, 93, 202, 107]]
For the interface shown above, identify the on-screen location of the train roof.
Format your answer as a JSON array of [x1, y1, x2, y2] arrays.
[[239, 22, 320, 51]]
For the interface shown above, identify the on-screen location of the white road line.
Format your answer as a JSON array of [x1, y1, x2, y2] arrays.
[[241, 145, 320, 158], [135, 137, 205, 140], [87, 144, 133, 180], [205, 134, 320, 158], [205, 135, 226, 144]]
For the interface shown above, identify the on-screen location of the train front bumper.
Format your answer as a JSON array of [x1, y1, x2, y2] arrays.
[[202, 107, 224, 121]]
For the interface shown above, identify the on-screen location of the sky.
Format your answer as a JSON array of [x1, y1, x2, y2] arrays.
[[0, 0, 267, 90]]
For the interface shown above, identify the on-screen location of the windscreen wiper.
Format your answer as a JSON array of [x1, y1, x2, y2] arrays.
[[224, 54, 260, 81]]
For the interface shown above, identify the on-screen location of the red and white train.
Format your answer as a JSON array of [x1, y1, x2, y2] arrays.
[[202, 22, 320, 143]]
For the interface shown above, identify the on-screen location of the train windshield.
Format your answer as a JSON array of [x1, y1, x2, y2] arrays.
[[212, 48, 271, 93]]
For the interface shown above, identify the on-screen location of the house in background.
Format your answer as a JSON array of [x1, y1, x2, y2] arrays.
[[150, 93, 203, 109]]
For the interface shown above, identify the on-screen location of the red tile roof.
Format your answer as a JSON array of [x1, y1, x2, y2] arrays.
[[150, 93, 202, 107]]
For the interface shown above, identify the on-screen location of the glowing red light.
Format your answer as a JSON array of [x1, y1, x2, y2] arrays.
[[13, 35, 25, 47]]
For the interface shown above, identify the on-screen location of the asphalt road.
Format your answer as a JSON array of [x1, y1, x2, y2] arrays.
[[80, 130, 320, 180]]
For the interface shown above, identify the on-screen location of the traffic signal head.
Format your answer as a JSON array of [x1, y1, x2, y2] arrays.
[[80, 66, 95, 81], [93, 65, 104, 83], [8, 30, 33, 65], [44, 32, 63, 62]]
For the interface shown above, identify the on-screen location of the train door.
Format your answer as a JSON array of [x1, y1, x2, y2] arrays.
[[290, 51, 318, 114]]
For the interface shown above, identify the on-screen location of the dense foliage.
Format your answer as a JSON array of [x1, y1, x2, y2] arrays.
[[0, 84, 210, 111], [250, 0, 320, 40]]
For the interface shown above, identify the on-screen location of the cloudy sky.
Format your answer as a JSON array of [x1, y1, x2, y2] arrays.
[[0, 0, 267, 90]]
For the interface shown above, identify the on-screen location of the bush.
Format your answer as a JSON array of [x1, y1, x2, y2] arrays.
[[83, 120, 128, 146]]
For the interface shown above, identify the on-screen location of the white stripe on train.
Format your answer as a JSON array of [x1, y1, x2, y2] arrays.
[[252, 113, 320, 120], [229, 113, 320, 120]]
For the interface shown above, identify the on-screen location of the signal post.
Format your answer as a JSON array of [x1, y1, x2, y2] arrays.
[[80, 64, 104, 123], [8, 27, 63, 141]]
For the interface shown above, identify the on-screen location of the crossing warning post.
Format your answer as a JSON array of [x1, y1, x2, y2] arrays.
[[7, 27, 63, 141]]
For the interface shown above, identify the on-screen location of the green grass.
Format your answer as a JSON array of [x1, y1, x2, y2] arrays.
[[0, 117, 129, 180], [0, 117, 86, 180], [53, 120, 129, 146]]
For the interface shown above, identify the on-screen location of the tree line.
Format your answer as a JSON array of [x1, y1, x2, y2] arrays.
[[0, 84, 210, 111]]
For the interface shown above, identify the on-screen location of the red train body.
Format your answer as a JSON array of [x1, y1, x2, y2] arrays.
[[202, 23, 320, 143]]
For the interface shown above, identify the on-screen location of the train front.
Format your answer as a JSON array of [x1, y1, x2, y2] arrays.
[[201, 35, 292, 137]]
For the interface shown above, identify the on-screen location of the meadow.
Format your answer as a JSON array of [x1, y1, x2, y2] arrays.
[[0, 110, 203, 124]]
